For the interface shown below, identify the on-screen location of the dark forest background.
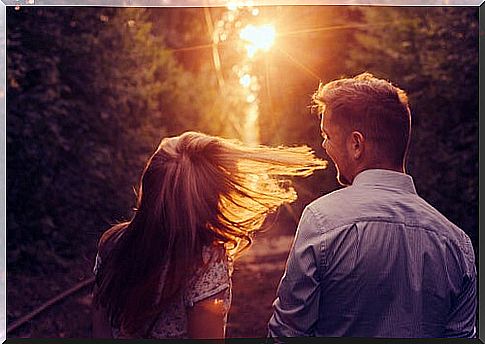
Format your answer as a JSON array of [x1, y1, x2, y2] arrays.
[[6, 5, 478, 337]]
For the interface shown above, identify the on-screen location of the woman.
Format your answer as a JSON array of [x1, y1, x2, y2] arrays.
[[92, 131, 326, 339]]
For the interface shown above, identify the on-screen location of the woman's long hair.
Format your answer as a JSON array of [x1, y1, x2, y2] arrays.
[[92, 131, 327, 336]]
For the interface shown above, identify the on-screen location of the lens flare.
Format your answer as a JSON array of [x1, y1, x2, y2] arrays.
[[239, 74, 252, 87]]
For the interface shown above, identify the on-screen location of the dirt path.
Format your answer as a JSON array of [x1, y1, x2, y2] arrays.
[[227, 233, 293, 338], [7, 233, 294, 339]]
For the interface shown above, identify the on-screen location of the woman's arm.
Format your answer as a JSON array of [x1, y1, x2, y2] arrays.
[[92, 285, 113, 338], [187, 289, 228, 339]]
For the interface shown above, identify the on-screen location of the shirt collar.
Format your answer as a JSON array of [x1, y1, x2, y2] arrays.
[[352, 169, 417, 194]]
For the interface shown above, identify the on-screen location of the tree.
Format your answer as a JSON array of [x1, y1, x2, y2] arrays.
[[6, 7, 239, 270]]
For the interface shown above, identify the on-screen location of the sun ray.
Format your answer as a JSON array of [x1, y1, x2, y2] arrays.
[[264, 55, 282, 143], [275, 47, 321, 81], [277, 20, 413, 37], [169, 20, 409, 54]]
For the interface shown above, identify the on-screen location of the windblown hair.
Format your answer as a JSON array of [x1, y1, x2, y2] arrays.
[[312, 72, 412, 167], [92, 131, 326, 336]]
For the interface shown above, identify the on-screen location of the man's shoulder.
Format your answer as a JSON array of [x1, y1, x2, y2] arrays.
[[309, 186, 353, 207], [411, 197, 470, 235], [305, 187, 359, 230], [307, 185, 368, 215], [306, 185, 471, 242]]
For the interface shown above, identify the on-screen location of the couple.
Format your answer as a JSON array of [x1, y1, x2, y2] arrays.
[[91, 73, 476, 339]]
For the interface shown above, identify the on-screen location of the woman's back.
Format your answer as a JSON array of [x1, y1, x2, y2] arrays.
[[91, 131, 326, 339], [93, 228, 232, 339]]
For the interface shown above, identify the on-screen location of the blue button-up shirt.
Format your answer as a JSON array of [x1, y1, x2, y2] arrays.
[[268, 169, 476, 338]]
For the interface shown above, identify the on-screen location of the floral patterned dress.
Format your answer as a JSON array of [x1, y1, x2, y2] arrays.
[[93, 242, 233, 339]]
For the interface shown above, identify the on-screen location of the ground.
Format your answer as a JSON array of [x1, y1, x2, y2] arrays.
[[7, 230, 294, 339]]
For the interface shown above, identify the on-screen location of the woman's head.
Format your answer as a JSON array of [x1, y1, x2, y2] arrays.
[[134, 133, 226, 256], [135, 131, 328, 254], [94, 131, 327, 335]]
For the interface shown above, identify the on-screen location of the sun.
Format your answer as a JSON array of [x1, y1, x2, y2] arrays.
[[239, 24, 276, 58]]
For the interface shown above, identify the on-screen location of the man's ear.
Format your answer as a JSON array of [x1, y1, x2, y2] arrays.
[[348, 131, 365, 159]]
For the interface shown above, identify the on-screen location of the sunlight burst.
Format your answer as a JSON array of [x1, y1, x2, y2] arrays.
[[239, 24, 276, 58]]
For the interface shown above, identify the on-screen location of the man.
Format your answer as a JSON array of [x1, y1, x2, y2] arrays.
[[267, 73, 476, 338]]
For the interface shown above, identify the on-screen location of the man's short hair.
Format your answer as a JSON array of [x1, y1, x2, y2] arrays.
[[312, 72, 411, 167]]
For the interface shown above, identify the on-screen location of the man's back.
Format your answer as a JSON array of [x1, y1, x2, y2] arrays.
[[268, 169, 476, 338]]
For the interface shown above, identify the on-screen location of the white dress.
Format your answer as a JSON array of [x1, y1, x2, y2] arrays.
[[93, 243, 233, 339]]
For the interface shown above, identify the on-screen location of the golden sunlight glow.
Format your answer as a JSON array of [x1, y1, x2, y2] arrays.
[[246, 94, 256, 103], [227, 0, 255, 10], [239, 74, 252, 87], [227, 2, 238, 11], [239, 24, 276, 58]]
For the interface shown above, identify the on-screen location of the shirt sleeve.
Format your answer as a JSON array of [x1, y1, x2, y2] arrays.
[[444, 236, 477, 338], [184, 245, 232, 308], [268, 206, 323, 337]]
